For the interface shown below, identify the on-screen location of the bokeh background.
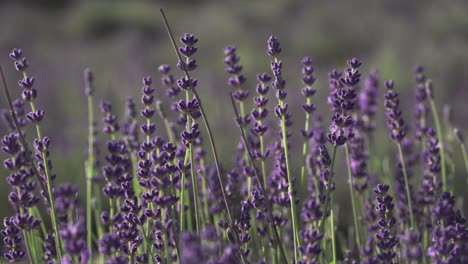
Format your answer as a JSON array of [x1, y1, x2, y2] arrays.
[[1, 0, 468, 237]]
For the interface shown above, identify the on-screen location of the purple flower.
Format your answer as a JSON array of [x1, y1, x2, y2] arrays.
[[372, 184, 398, 262], [1, 216, 26, 262], [358, 70, 379, 133], [384, 80, 406, 142], [327, 59, 361, 146]]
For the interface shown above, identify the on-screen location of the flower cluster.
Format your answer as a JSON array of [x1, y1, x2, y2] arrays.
[[2, 31, 468, 264]]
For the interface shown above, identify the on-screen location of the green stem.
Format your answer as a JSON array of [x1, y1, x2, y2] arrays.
[[280, 110, 300, 262], [300, 97, 311, 198], [344, 144, 361, 250], [189, 144, 200, 233], [86, 94, 94, 258], [199, 158, 210, 224], [428, 98, 447, 191], [397, 142, 415, 229], [180, 149, 189, 232]]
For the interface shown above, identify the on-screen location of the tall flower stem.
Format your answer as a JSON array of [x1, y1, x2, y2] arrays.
[[397, 142, 415, 229], [280, 108, 300, 261], [300, 97, 311, 198], [85, 85, 94, 259], [344, 143, 361, 249]]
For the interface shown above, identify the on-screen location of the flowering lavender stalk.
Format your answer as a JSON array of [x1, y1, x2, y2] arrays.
[[341, 59, 363, 250], [323, 58, 361, 261], [251, 73, 271, 191], [9, 48, 63, 260], [267, 35, 301, 262], [425, 79, 447, 192], [373, 184, 398, 262], [177, 33, 202, 233], [383, 80, 415, 229], [299, 57, 317, 198], [2, 132, 41, 263], [224, 45, 252, 191]]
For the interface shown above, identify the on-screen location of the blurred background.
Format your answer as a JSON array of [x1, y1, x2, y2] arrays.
[[1, 0, 468, 231]]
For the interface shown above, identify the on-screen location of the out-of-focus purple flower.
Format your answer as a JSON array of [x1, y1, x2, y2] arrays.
[[83, 68, 94, 96], [401, 230, 422, 261], [358, 70, 379, 133], [1, 216, 26, 262], [428, 192, 468, 263], [100, 100, 120, 135], [412, 65, 428, 142]]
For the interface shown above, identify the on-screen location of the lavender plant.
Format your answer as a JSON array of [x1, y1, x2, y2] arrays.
[[2, 9, 468, 264]]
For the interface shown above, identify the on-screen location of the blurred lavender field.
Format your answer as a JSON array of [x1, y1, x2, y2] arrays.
[[1, 0, 468, 247]]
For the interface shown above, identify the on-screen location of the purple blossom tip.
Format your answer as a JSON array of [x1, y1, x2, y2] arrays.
[[180, 33, 198, 46], [267, 35, 282, 57], [158, 64, 171, 74], [223, 45, 236, 55], [9, 48, 22, 60], [384, 80, 394, 89], [347, 58, 362, 69]]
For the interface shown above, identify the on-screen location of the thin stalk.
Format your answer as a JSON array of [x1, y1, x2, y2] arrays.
[[179, 149, 189, 232], [428, 97, 447, 191], [199, 158, 210, 224], [109, 198, 114, 233], [344, 144, 361, 249], [86, 94, 94, 259], [277, 98, 300, 262], [397, 142, 415, 229], [30, 207, 46, 236], [189, 143, 200, 233], [230, 93, 288, 264], [156, 100, 176, 144], [300, 97, 311, 198]]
